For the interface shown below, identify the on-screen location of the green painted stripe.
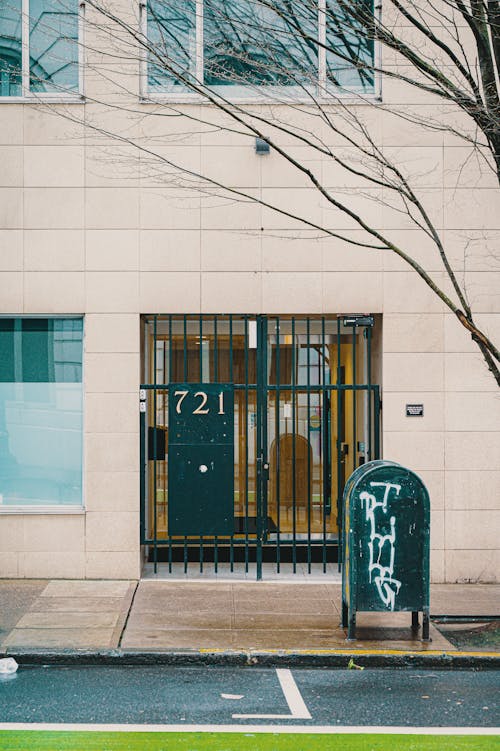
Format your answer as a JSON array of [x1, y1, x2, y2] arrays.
[[0, 731, 498, 751]]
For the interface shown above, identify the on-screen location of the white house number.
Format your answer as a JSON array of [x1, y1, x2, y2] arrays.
[[174, 390, 225, 416]]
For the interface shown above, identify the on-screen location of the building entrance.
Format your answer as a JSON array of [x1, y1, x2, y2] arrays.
[[140, 315, 380, 579]]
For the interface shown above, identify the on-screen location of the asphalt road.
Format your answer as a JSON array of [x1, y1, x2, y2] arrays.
[[0, 665, 498, 728]]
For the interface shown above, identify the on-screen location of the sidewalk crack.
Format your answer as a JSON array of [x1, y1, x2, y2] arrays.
[[117, 581, 139, 649]]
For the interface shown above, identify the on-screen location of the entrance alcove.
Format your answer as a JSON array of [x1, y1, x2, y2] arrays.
[[140, 314, 381, 578]]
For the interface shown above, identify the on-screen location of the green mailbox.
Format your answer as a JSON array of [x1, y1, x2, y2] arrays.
[[342, 460, 430, 641], [168, 383, 234, 536]]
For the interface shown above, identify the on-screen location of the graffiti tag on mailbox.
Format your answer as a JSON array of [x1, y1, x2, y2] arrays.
[[360, 481, 402, 611]]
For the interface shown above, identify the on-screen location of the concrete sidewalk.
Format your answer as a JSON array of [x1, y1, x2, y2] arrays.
[[1, 579, 499, 663]]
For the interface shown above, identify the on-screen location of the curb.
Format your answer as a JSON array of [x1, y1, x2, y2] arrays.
[[2, 648, 500, 670]]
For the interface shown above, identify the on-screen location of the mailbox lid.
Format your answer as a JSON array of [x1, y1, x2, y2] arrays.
[[168, 443, 234, 536], [347, 462, 430, 613]]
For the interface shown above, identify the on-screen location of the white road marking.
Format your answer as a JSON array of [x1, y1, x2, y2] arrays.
[[232, 668, 311, 720], [221, 694, 244, 700], [0, 723, 499, 735]]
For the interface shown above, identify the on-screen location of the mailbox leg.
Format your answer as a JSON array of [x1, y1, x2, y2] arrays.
[[422, 611, 430, 641], [342, 600, 348, 628], [347, 612, 356, 641], [411, 611, 419, 631]]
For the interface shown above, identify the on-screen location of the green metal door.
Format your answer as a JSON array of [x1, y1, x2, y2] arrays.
[[168, 383, 234, 536], [140, 314, 380, 579]]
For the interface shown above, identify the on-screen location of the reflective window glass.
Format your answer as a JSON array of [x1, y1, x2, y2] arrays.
[[203, 0, 318, 89], [0, 0, 22, 96], [0, 318, 83, 507], [147, 0, 375, 95], [29, 0, 79, 93], [325, 0, 375, 93], [147, 0, 196, 92], [0, 0, 79, 96]]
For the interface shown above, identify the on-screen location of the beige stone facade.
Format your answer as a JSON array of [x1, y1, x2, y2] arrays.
[[0, 2, 499, 583]]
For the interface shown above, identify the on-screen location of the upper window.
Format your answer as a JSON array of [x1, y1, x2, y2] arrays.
[[145, 0, 375, 98], [0, 0, 81, 98], [0, 318, 83, 508]]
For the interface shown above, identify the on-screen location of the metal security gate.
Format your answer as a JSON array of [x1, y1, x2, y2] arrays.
[[140, 315, 380, 579]]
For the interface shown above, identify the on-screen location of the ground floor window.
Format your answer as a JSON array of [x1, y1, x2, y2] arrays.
[[0, 317, 83, 508]]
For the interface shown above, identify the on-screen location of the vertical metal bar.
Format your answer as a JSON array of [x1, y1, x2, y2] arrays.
[[199, 315, 203, 572], [153, 316, 158, 574], [352, 326, 357, 473], [336, 317, 342, 573], [183, 315, 188, 574], [183, 315, 188, 381], [291, 317, 297, 574], [162, 385, 167, 569], [321, 317, 327, 573], [229, 315, 233, 382], [229, 315, 234, 573], [306, 318, 312, 574], [168, 316, 173, 574], [374, 385, 381, 459], [140, 404, 146, 545], [261, 316, 268, 578], [244, 317, 249, 574], [213, 315, 218, 574], [199, 315, 203, 380], [367, 326, 372, 461], [256, 315, 267, 581], [214, 536, 218, 575], [214, 315, 218, 381], [275, 316, 281, 574]]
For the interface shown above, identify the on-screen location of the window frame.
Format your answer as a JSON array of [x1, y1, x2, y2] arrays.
[[0, 0, 86, 103], [140, 0, 382, 103], [0, 314, 85, 514]]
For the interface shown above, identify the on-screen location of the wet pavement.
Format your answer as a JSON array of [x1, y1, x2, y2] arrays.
[[0, 579, 499, 657]]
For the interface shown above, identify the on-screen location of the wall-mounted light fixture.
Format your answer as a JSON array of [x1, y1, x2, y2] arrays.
[[255, 137, 270, 154], [342, 315, 374, 328]]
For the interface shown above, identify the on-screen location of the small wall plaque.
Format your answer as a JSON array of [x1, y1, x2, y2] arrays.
[[406, 404, 424, 417]]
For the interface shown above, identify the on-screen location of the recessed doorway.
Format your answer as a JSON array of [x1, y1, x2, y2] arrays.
[[140, 315, 380, 579]]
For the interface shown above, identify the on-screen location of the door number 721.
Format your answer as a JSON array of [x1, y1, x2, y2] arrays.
[[174, 390, 225, 415]]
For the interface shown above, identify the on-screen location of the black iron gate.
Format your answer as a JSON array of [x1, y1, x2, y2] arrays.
[[140, 315, 380, 579]]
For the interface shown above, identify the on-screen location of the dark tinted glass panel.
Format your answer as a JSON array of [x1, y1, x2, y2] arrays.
[[0, 318, 82, 382]]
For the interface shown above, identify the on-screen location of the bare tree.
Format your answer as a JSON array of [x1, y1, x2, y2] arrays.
[[13, 0, 500, 382]]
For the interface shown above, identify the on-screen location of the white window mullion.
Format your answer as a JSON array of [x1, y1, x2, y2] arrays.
[[196, 0, 203, 86], [318, 0, 326, 94], [22, 0, 29, 95], [139, 1, 147, 97], [375, 0, 382, 100], [79, 2, 86, 97]]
